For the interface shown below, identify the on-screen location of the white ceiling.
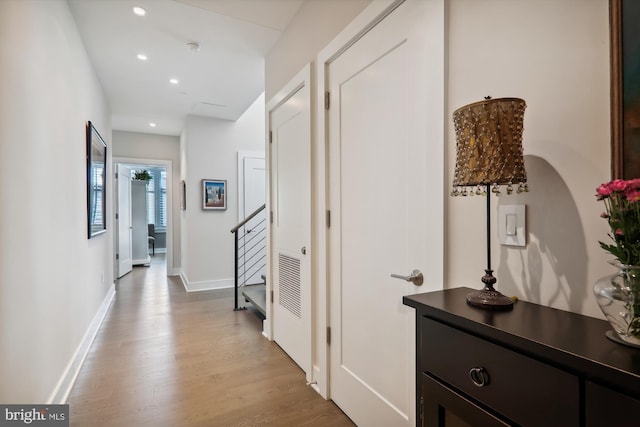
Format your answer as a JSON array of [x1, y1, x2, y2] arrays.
[[68, 0, 304, 136]]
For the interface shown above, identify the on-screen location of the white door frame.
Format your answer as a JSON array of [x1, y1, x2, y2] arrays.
[[314, 0, 407, 400], [113, 157, 174, 278]]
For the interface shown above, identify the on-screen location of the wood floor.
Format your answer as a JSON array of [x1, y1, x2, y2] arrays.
[[67, 255, 354, 426]]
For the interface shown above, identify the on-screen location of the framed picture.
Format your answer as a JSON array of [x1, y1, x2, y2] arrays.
[[181, 180, 186, 211], [86, 121, 107, 238], [610, 0, 640, 179], [202, 179, 226, 210]]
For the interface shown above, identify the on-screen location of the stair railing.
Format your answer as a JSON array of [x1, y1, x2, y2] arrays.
[[230, 203, 266, 311]]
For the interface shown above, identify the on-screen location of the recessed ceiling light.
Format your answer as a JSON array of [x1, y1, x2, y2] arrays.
[[149, 123, 157, 127], [169, 78, 179, 85], [133, 6, 146, 17], [186, 42, 200, 53], [137, 53, 147, 61]]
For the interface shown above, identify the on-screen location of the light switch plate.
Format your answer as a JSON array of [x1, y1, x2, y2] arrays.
[[498, 204, 526, 247]]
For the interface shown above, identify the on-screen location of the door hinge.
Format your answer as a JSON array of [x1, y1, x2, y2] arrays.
[[324, 92, 330, 110], [326, 326, 331, 345], [269, 130, 273, 143], [115, 172, 118, 179], [115, 253, 119, 260], [115, 213, 119, 220], [420, 396, 424, 424], [270, 211, 274, 224], [270, 290, 274, 303], [326, 210, 331, 228]]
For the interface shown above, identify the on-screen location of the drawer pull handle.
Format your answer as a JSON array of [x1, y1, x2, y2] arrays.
[[469, 367, 490, 387]]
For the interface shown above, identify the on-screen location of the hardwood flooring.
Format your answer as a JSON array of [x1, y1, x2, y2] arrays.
[[67, 255, 354, 426]]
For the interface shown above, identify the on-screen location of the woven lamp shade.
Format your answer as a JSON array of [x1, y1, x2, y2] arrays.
[[452, 97, 527, 195]]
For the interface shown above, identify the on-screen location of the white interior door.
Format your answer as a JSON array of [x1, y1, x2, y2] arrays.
[[327, 1, 444, 425], [270, 74, 312, 379], [116, 163, 132, 278], [241, 155, 266, 285]]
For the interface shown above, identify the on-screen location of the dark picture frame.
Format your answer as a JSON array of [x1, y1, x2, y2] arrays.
[[610, 0, 640, 179], [202, 179, 226, 210], [86, 121, 107, 238]]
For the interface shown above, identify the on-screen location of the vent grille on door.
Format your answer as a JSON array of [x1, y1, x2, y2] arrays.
[[278, 253, 301, 318]]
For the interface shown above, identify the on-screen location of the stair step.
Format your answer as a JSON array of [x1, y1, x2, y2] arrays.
[[242, 284, 266, 316]]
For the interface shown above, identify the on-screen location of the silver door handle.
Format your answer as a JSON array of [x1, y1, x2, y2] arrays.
[[390, 270, 423, 286]]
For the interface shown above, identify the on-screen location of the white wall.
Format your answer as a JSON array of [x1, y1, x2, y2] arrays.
[[180, 94, 265, 290], [447, 0, 611, 317], [267, 0, 612, 321], [112, 130, 181, 269], [0, 0, 113, 402], [265, 0, 372, 101]]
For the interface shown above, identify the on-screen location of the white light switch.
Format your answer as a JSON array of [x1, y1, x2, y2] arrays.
[[506, 214, 517, 236], [498, 204, 526, 247]]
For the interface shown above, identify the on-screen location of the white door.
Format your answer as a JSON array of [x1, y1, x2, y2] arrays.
[[327, 1, 444, 425], [270, 73, 312, 379], [116, 163, 133, 278], [240, 155, 266, 285]]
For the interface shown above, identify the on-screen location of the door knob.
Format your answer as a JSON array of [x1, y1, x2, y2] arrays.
[[390, 270, 423, 286], [301, 246, 307, 255]]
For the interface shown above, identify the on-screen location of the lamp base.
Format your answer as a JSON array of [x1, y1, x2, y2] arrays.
[[466, 288, 514, 310]]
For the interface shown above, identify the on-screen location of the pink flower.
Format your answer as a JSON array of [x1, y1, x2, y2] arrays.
[[628, 178, 640, 190], [610, 179, 628, 192], [600, 212, 609, 218], [615, 228, 624, 236], [596, 184, 612, 198], [626, 190, 640, 203]]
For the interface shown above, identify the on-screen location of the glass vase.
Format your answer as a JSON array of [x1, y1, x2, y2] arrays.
[[593, 263, 640, 347]]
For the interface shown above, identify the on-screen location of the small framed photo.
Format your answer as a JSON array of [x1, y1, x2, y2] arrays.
[[202, 179, 226, 210]]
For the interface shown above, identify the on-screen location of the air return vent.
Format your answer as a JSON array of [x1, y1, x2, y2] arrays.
[[278, 253, 301, 318]]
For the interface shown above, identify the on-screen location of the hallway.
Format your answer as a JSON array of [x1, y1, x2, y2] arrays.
[[67, 256, 353, 426]]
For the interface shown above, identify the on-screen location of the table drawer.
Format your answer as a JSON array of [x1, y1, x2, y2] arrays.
[[420, 316, 579, 427]]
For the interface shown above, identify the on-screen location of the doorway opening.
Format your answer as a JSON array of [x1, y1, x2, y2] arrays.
[[113, 157, 174, 280]]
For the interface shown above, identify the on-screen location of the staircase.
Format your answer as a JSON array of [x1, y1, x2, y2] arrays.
[[241, 275, 266, 316], [230, 204, 266, 314]]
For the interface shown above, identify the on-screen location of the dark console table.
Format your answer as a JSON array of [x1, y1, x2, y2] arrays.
[[403, 287, 640, 427]]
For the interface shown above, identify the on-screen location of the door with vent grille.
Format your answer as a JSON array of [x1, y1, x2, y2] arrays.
[[269, 67, 311, 378]]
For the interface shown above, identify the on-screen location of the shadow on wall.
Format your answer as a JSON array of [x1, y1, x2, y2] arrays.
[[496, 155, 588, 313]]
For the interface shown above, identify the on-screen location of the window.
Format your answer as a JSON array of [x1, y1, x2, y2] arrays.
[[131, 167, 166, 230]]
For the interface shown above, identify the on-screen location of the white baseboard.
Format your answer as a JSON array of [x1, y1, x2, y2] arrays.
[[48, 283, 116, 404], [178, 271, 233, 292], [132, 256, 150, 266], [185, 278, 234, 292]]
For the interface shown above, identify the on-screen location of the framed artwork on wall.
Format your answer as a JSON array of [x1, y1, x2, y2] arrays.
[[86, 121, 107, 238], [610, 0, 640, 179], [202, 179, 226, 210]]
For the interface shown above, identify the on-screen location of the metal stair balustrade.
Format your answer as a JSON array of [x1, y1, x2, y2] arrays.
[[230, 204, 266, 312]]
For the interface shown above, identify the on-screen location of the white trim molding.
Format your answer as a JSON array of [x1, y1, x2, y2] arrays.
[[179, 271, 234, 292], [48, 283, 116, 404]]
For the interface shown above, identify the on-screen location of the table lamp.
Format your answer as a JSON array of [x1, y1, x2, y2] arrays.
[[451, 97, 528, 310]]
